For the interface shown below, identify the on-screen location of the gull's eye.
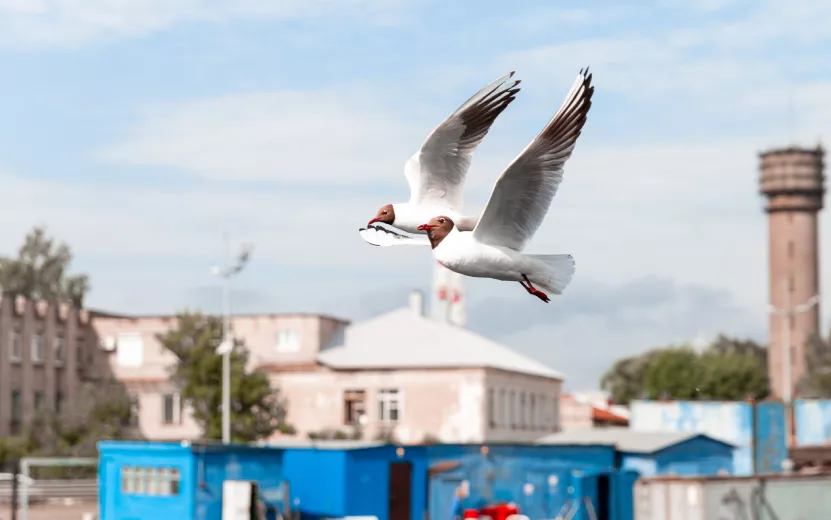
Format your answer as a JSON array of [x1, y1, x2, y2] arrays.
[[382, 210, 388, 215], [439, 218, 445, 223]]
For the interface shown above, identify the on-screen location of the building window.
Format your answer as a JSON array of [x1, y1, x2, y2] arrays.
[[788, 240, 795, 258], [11, 390, 22, 419], [510, 390, 516, 429], [498, 389, 506, 428], [9, 330, 21, 362], [343, 389, 366, 425], [487, 388, 495, 428], [552, 396, 560, 431], [54, 335, 66, 365], [34, 391, 45, 411], [539, 395, 547, 428], [162, 393, 182, 425], [31, 332, 45, 363], [116, 333, 144, 368], [530, 394, 536, 429], [56, 391, 64, 414], [274, 330, 301, 353], [121, 466, 180, 496], [378, 388, 401, 423], [519, 392, 526, 428]]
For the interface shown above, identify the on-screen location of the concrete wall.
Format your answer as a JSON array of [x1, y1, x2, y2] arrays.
[[635, 474, 831, 520]]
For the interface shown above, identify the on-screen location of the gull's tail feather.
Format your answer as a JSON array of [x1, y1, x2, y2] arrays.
[[530, 254, 575, 295]]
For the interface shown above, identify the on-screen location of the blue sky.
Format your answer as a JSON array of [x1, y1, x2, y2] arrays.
[[1, 0, 830, 388]]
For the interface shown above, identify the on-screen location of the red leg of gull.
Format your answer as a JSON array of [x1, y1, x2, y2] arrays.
[[521, 275, 550, 303]]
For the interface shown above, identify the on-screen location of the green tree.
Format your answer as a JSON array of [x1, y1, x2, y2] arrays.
[[600, 336, 770, 402], [157, 312, 294, 443], [17, 380, 140, 477], [599, 349, 660, 405], [0, 226, 89, 306], [642, 347, 703, 400], [23, 380, 139, 458], [697, 349, 769, 400]]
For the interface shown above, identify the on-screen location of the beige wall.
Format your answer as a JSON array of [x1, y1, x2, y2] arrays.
[[273, 367, 488, 443], [272, 366, 562, 444], [559, 394, 595, 430], [0, 295, 103, 436]]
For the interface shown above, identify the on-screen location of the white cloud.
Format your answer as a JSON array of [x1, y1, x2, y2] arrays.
[[98, 88, 425, 183], [0, 0, 413, 47]]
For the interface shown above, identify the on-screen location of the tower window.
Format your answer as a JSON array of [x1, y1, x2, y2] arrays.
[[788, 240, 794, 258]]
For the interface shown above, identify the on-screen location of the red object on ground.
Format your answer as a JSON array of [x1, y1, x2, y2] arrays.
[[480, 503, 519, 520], [463, 509, 480, 520]]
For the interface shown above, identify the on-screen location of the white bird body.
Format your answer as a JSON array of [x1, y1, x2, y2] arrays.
[[432, 227, 575, 294], [418, 68, 594, 302]]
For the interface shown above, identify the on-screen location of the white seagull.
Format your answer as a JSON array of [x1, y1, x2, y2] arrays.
[[359, 71, 521, 247], [416, 68, 594, 303]]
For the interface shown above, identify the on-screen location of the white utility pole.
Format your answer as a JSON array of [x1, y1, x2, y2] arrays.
[[211, 235, 253, 444], [768, 279, 819, 447]]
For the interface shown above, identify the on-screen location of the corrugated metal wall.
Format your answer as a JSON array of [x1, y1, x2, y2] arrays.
[[794, 399, 831, 445], [634, 474, 831, 520], [630, 401, 788, 475]]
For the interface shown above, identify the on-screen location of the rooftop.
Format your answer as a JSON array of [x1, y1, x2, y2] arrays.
[[537, 428, 734, 453], [317, 307, 563, 380]]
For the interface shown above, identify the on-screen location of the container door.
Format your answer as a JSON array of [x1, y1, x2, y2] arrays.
[[389, 462, 413, 520]]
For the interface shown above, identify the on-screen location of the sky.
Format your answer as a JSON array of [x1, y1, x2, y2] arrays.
[[1, 0, 830, 389]]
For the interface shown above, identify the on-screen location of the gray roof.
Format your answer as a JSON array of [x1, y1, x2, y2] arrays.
[[259, 439, 386, 450], [316, 308, 563, 379], [537, 428, 735, 454]]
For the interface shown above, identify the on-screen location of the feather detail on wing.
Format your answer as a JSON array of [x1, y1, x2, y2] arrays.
[[404, 72, 521, 210], [472, 68, 595, 251]]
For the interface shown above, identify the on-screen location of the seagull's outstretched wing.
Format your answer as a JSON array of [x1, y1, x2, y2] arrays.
[[472, 68, 594, 252], [404, 72, 521, 211], [358, 225, 431, 247]]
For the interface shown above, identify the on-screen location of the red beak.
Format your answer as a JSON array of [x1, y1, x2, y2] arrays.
[[417, 224, 436, 231], [368, 218, 381, 226]]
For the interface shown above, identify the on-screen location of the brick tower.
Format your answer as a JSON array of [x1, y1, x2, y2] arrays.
[[759, 145, 825, 399]]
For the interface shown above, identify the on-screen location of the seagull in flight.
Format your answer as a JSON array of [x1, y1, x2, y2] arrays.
[[417, 68, 594, 303], [359, 71, 521, 247]]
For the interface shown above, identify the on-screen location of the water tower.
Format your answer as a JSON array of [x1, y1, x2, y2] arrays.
[[759, 145, 825, 399]]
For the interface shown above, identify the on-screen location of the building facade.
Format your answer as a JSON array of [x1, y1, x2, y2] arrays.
[[91, 311, 348, 441], [91, 295, 564, 443], [759, 145, 825, 399], [0, 295, 104, 436]]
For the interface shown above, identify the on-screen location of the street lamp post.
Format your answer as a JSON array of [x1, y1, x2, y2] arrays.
[[211, 237, 253, 445], [767, 280, 819, 448]]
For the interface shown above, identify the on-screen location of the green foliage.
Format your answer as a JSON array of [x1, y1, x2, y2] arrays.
[[307, 427, 362, 440], [157, 312, 294, 443], [798, 332, 831, 397], [600, 336, 769, 403], [642, 347, 704, 400], [599, 350, 660, 404], [0, 226, 89, 306], [23, 381, 140, 458]]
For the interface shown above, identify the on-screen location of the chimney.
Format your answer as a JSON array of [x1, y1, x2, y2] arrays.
[[409, 290, 424, 316]]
